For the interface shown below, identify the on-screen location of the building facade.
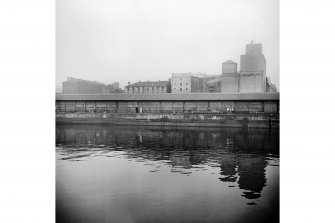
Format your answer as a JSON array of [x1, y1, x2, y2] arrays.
[[62, 77, 108, 94], [221, 74, 239, 93], [239, 43, 267, 93], [206, 77, 221, 93], [125, 80, 171, 94], [222, 60, 238, 74], [108, 82, 124, 93], [62, 77, 122, 94], [171, 73, 206, 93], [221, 60, 239, 93], [239, 71, 265, 93]]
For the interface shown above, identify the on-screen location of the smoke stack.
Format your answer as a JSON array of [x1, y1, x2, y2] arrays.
[[128, 81, 130, 86]]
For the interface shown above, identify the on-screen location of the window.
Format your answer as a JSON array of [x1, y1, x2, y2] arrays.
[[180, 88, 182, 91], [186, 88, 188, 91], [180, 83, 182, 86], [186, 83, 188, 86]]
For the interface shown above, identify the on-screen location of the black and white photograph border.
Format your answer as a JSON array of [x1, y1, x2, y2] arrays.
[[56, 0, 279, 222], [1, 0, 335, 223]]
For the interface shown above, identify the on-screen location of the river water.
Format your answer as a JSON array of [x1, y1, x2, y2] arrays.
[[56, 124, 279, 223]]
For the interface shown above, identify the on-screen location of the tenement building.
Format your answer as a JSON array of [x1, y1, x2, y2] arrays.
[[125, 80, 171, 94], [171, 73, 206, 93]]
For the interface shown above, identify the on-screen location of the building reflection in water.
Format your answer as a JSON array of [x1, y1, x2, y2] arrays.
[[219, 155, 238, 183], [56, 124, 278, 204], [237, 157, 267, 199]]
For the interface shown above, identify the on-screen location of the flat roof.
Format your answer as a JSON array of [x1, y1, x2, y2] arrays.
[[56, 93, 279, 101]]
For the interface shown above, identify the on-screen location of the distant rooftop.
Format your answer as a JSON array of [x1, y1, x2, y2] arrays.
[[127, 81, 169, 87], [171, 73, 207, 78], [206, 78, 222, 85], [65, 77, 106, 86], [222, 60, 237, 64]]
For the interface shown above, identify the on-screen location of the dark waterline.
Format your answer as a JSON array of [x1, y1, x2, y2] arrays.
[[56, 124, 279, 223]]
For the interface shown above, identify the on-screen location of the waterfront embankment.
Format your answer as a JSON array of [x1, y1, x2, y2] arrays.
[[56, 93, 279, 128], [56, 112, 279, 128]]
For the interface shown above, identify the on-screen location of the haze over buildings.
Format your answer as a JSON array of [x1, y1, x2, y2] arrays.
[[56, 0, 279, 90], [62, 77, 122, 94], [61, 42, 276, 94], [169, 42, 276, 94]]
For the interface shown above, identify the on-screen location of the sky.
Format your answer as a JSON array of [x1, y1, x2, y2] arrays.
[[56, 0, 279, 90]]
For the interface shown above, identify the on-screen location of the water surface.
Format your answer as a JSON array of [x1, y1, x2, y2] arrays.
[[56, 124, 279, 223]]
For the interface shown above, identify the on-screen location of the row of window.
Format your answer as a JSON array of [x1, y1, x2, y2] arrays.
[[176, 77, 191, 81], [173, 82, 189, 86], [127, 91, 166, 93], [173, 88, 189, 91], [127, 87, 166, 92]]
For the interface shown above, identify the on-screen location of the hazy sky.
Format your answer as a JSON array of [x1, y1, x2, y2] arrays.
[[56, 0, 279, 89]]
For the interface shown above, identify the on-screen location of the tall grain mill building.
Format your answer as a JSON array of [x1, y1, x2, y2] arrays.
[[239, 43, 267, 93]]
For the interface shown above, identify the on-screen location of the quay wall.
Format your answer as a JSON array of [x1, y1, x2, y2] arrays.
[[56, 113, 279, 128]]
